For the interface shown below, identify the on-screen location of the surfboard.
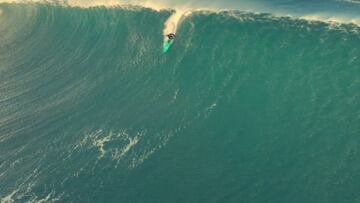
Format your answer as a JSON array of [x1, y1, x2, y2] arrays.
[[163, 39, 173, 53]]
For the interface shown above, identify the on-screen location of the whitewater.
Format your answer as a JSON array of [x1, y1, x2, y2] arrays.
[[0, 0, 360, 202]]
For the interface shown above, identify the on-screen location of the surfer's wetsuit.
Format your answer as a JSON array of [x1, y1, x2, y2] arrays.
[[167, 33, 176, 40]]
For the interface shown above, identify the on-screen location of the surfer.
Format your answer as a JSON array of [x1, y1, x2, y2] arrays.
[[163, 33, 176, 53], [166, 33, 176, 40]]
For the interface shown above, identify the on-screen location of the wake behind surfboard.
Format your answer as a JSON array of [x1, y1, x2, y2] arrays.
[[161, 10, 189, 54]]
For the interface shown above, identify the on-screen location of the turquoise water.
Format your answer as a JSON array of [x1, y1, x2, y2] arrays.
[[0, 2, 360, 202]]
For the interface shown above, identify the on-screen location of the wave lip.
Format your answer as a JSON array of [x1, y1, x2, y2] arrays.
[[2, 0, 360, 26]]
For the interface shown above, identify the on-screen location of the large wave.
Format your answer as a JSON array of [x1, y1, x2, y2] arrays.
[[0, 2, 359, 202]]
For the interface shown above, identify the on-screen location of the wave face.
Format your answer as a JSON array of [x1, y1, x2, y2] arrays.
[[1, 3, 360, 202]]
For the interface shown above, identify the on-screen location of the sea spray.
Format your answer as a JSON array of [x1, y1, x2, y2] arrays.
[[162, 9, 191, 49]]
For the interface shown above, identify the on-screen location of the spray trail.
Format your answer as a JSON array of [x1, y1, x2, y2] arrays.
[[162, 9, 191, 46]]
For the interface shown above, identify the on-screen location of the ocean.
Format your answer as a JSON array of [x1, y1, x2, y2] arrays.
[[0, 1, 360, 202]]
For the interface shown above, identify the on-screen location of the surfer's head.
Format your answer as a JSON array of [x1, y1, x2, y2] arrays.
[[167, 33, 176, 40]]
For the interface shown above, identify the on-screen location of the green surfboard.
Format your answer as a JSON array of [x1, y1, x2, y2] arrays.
[[163, 39, 174, 53]]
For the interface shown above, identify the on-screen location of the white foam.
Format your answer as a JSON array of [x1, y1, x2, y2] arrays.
[[203, 102, 217, 118], [93, 131, 113, 159], [28, 191, 62, 203], [163, 9, 187, 35], [298, 13, 360, 26], [342, 0, 360, 4], [1, 189, 18, 203], [162, 10, 183, 46], [75, 129, 144, 164], [112, 131, 141, 161], [171, 89, 179, 102]]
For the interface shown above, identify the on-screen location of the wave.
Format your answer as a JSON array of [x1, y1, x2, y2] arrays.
[[0, 2, 359, 202]]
